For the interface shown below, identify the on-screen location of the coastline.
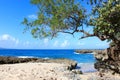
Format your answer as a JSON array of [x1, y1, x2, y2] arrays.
[[0, 56, 80, 80], [75, 49, 104, 54], [0, 56, 96, 72], [0, 56, 120, 80]]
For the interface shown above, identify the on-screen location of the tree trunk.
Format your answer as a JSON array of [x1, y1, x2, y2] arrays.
[[94, 43, 120, 74]]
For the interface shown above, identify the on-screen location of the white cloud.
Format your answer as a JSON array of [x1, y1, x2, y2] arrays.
[[15, 40, 19, 45], [61, 40, 69, 47], [0, 34, 13, 41], [0, 34, 20, 48], [44, 38, 49, 44], [23, 41, 30, 46], [0, 34, 19, 44], [53, 41, 58, 47], [0, 34, 8, 40], [28, 14, 37, 19]]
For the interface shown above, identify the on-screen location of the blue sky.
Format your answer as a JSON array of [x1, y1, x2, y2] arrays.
[[0, 0, 109, 49]]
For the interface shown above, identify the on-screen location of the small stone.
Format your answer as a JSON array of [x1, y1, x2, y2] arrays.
[[72, 69, 83, 74]]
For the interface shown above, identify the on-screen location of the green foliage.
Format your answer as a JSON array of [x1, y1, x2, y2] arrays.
[[22, 0, 86, 38], [22, 0, 120, 45], [90, 0, 120, 42]]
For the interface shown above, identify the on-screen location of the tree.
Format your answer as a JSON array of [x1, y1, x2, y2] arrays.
[[22, 0, 120, 74], [22, 0, 87, 39], [22, 0, 120, 43], [90, 0, 120, 46], [22, 0, 120, 53], [89, 0, 120, 74]]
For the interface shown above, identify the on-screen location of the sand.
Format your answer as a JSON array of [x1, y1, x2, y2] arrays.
[[0, 62, 120, 80], [79, 72, 120, 80], [0, 62, 77, 80]]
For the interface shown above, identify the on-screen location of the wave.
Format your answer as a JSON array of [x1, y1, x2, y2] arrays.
[[17, 56, 50, 60], [43, 57, 50, 59], [17, 56, 36, 58], [74, 52, 80, 54]]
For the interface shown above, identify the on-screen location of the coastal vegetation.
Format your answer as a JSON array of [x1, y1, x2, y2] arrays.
[[22, 0, 120, 76]]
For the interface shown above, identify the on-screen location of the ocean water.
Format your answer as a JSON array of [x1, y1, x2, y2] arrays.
[[0, 49, 97, 72], [0, 49, 95, 63]]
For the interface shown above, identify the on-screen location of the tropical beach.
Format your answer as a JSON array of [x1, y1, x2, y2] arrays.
[[0, 56, 120, 80], [0, 0, 120, 80], [0, 62, 119, 80], [0, 62, 76, 80]]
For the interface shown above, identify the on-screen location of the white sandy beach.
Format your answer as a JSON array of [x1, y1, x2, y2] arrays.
[[0, 62, 77, 80], [0, 62, 120, 80]]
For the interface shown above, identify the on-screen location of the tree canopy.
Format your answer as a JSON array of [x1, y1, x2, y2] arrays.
[[22, 0, 120, 45], [22, 0, 86, 38], [90, 0, 120, 44]]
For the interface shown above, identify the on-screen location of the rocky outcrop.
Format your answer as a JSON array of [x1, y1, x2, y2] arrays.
[[75, 49, 103, 54], [0, 56, 38, 64], [75, 50, 93, 53], [94, 50, 108, 61], [94, 47, 120, 74], [0, 56, 77, 71]]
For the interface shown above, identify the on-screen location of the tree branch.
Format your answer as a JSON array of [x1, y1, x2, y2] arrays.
[[76, 30, 95, 39], [58, 31, 74, 34], [58, 29, 95, 39]]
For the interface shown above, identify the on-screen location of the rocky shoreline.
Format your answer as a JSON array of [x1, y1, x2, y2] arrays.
[[75, 49, 103, 54], [94, 47, 120, 75], [0, 56, 77, 70], [0, 56, 83, 80], [75, 49, 120, 75], [0, 56, 120, 80]]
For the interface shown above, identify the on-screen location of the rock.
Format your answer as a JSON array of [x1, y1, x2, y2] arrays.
[[0, 57, 77, 71], [72, 69, 83, 74], [107, 47, 120, 61], [0, 56, 38, 64], [94, 47, 120, 74], [75, 50, 93, 53], [68, 61, 77, 70], [93, 49, 108, 61], [75, 49, 104, 54]]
